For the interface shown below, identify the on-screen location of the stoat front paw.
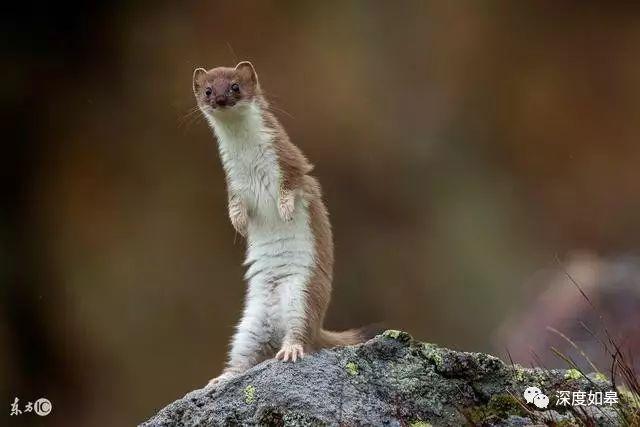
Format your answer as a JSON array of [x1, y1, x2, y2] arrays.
[[278, 191, 295, 222], [275, 342, 305, 362], [229, 203, 248, 237]]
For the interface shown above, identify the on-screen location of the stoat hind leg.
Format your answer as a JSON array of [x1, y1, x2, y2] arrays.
[[208, 283, 275, 386], [276, 276, 313, 363], [275, 342, 305, 362]]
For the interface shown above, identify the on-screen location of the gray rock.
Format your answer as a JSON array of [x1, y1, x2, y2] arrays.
[[141, 331, 621, 426]]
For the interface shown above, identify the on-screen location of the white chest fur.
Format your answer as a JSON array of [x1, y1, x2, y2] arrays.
[[206, 103, 315, 342], [209, 104, 281, 221]]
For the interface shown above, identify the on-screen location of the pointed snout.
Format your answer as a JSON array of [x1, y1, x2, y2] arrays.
[[214, 95, 228, 107]]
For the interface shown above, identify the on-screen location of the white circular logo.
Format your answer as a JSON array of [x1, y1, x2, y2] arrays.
[[523, 386, 550, 408], [533, 393, 550, 409], [523, 386, 542, 403], [34, 398, 52, 416]]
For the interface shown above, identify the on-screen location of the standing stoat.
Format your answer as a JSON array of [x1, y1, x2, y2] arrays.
[[193, 61, 368, 385]]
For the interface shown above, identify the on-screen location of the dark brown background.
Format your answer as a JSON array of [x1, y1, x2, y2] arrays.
[[3, 1, 640, 425]]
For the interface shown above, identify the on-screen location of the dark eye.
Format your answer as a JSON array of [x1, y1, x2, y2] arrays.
[[205, 87, 212, 96], [231, 83, 240, 93]]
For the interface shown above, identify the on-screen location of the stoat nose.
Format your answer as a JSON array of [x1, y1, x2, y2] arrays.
[[214, 95, 228, 106]]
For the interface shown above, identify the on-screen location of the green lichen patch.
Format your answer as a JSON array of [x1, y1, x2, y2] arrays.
[[487, 394, 527, 416], [553, 419, 579, 427], [594, 372, 608, 382], [465, 394, 527, 424], [345, 361, 359, 376], [420, 343, 444, 370], [564, 368, 582, 380], [510, 367, 553, 388], [513, 368, 527, 383], [619, 387, 640, 409], [244, 384, 256, 404], [409, 421, 431, 427], [473, 352, 505, 374], [382, 330, 413, 342]]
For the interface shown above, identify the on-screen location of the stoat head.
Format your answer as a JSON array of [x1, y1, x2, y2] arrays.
[[193, 61, 261, 117]]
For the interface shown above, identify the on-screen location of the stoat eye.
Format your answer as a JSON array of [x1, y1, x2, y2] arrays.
[[205, 87, 212, 96], [231, 83, 240, 93]]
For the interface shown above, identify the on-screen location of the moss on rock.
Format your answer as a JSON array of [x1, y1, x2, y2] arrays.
[[142, 330, 623, 427], [564, 368, 583, 380], [345, 361, 359, 376], [244, 384, 256, 404]]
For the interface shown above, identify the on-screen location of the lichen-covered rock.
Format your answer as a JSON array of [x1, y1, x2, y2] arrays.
[[141, 331, 620, 426]]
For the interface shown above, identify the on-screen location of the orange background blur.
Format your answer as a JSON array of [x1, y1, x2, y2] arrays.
[[3, 2, 640, 425]]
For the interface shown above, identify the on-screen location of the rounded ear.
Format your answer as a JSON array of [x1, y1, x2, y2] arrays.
[[193, 67, 207, 93], [235, 61, 258, 85]]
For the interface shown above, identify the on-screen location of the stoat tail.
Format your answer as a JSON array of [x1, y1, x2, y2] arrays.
[[316, 324, 384, 349]]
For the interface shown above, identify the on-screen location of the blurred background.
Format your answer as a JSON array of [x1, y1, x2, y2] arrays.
[[3, 1, 640, 425]]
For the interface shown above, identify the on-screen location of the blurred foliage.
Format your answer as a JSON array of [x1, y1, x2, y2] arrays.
[[3, 1, 640, 425]]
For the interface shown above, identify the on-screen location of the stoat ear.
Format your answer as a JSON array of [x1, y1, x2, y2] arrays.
[[192, 67, 207, 93], [235, 61, 258, 85]]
